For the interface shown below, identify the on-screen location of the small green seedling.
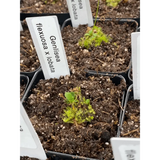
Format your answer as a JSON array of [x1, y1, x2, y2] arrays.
[[78, 0, 111, 49], [79, 26, 111, 49], [60, 87, 95, 125], [106, 0, 121, 8]]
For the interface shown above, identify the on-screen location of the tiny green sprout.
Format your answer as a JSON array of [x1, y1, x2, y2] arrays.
[[79, 26, 111, 49], [61, 87, 95, 125], [106, 0, 121, 8]]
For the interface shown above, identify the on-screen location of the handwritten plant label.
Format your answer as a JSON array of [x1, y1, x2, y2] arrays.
[[26, 16, 70, 80], [131, 32, 140, 100], [20, 103, 47, 160], [111, 138, 140, 160], [66, 0, 93, 27]]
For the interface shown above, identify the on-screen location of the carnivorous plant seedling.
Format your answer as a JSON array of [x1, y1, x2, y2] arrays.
[[78, 0, 111, 49], [59, 87, 95, 125]]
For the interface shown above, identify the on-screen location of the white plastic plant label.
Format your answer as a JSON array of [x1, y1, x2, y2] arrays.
[[26, 16, 70, 80], [66, 0, 93, 27], [17, 20, 23, 31], [20, 103, 47, 160], [131, 32, 140, 100], [111, 138, 140, 160]]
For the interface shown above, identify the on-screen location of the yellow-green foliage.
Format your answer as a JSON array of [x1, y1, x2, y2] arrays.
[[62, 87, 95, 124], [106, 0, 121, 7], [79, 26, 111, 49]]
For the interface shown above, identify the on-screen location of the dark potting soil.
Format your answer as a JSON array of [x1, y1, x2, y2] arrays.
[[90, 0, 140, 18], [62, 20, 137, 74], [20, 0, 68, 13], [121, 100, 140, 138], [24, 74, 126, 159], [20, 0, 140, 19], [20, 23, 40, 72]]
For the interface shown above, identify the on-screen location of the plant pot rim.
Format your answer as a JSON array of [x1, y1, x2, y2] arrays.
[[61, 18, 138, 76], [22, 68, 126, 160], [20, 74, 30, 101]]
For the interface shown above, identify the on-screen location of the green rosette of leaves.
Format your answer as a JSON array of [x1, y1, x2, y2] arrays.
[[79, 26, 111, 49], [61, 87, 95, 125]]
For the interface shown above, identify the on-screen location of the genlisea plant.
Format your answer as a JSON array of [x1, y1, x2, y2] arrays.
[[59, 87, 95, 125], [78, 0, 111, 49]]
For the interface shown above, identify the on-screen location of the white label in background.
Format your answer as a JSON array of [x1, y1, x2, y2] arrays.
[[20, 103, 47, 160], [111, 138, 140, 160], [20, 114, 37, 149], [26, 16, 70, 80], [66, 0, 93, 27], [131, 32, 140, 100], [17, 20, 23, 31]]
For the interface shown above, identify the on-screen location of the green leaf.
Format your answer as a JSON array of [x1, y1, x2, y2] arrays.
[[85, 99, 90, 105], [65, 92, 75, 101], [62, 87, 95, 124], [85, 33, 90, 36], [88, 30, 93, 35]]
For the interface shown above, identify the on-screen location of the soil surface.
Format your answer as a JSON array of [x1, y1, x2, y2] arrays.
[[20, 0, 68, 13], [20, 22, 40, 72], [121, 99, 140, 138], [24, 74, 126, 159], [90, 0, 140, 18], [62, 20, 137, 74], [20, 0, 140, 18]]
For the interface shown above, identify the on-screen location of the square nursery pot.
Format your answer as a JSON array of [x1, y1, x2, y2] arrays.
[[61, 18, 138, 83], [89, 0, 140, 26], [20, 21, 41, 81], [128, 66, 133, 86], [17, 151, 98, 160], [22, 68, 126, 160], [20, 0, 69, 26], [118, 84, 140, 138], [20, 0, 140, 27], [17, 153, 56, 160], [20, 74, 30, 101]]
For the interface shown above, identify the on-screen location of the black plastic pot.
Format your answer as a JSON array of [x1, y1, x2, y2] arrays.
[[117, 84, 134, 137], [20, 13, 70, 27], [20, 74, 30, 101], [17, 21, 41, 80], [17, 152, 57, 160], [61, 18, 138, 85], [128, 66, 133, 86], [46, 151, 97, 160], [20, 0, 140, 28], [22, 68, 126, 160], [17, 0, 70, 25]]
